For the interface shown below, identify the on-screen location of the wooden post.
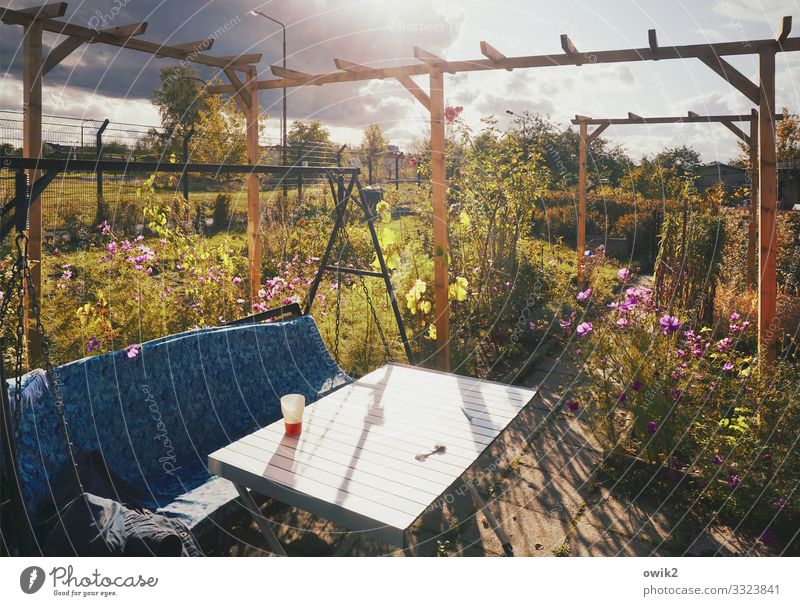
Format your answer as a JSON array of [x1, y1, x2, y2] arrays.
[[429, 67, 450, 372], [245, 66, 261, 300], [747, 109, 759, 291], [577, 120, 587, 287], [23, 20, 43, 360], [758, 47, 778, 362]]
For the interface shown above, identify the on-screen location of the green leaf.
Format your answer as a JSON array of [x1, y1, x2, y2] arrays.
[[448, 276, 468, 301]]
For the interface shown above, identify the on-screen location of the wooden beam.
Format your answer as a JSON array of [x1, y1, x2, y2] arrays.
[[758, 47, 778, 362], [211, 34, 800, 92], [101, 22, 148, 39], [223, 68, 251, 112], [270, 65, 315, 81], [413, 46, 444, 63], [571, 113, 781, 125], [720, 119, 750, 144], [245, 66, 261, 301], [480, 41, 511, 70], [577, 120, 587, 287], [22, 19, 43, 360], [698, 55, 759, 104], [396, 75, 430, 111], [587, 122, 609, 144], [747, 108, 758, 291], [42, 22, 149, 75], [778, 16, 792, 43], [41, 35, 83, 74], [215, 53, 262, 64], [170, 38, 215, 53], [429, 67, 450, 372], [648, 29, 658, 57], [333, 57, 372, 73], [0, 6, 259, 71], [17, 2, 66, 19], [560, 34, 579, 56]]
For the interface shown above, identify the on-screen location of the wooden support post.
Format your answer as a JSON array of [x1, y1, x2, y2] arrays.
[[429, 67, 450, 371], [747, 110, 759, 291], [23, 19, 43, 360], [577, 120, 588, 287], [245, 66, 261, 300], [758, 48, 778, 362]]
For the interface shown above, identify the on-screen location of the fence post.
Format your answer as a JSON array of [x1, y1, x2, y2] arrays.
[[368, 153, 373, 184], [297, 143, 306, 199], [182, 127, 194, 201], [95, 118, 109, 223], [395, 153, 401, 190], [336, 144, 346, 167]]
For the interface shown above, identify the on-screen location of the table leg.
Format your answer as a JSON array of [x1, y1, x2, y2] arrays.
[[466, 482, 514, 557], [233, 483, 288, 557], [331, 533, 360, 556]]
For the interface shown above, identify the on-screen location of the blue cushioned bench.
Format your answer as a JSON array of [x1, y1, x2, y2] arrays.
[[7, 315, 351, 538]]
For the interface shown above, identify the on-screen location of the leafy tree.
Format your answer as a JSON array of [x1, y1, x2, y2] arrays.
[[152, 66, 208, 137], [631, 145, 701, 200], [192, 87, 249, 165], [287, 120, 332, 147], [360, 123, 388, 159]]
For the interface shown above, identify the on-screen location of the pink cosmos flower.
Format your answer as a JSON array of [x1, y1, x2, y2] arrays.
[[617, 267, 630, 282], [576, 287, 592, 302], [717, 337, 733, 352], [86, 337, 100, 353], [566, 399, 580, 412], [529, 321, 536, 334], [729, 312, 740, 322], [712, 455, 723, 465], [616, 317, 629, 329], [728, 473, 740, 489], [631, 379, 644, 392], [576, 321, 593, 336], [444, 105, 463, 124], [776, 496, 787, 509], [126, 344, 140, 359], [659, 315, 682, 336], [723, 362, 734, 372], [646, 420, 658, 435], [233, 276, 242, 285]]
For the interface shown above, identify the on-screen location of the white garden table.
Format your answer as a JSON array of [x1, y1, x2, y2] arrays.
[[208, 363, 535, 556]]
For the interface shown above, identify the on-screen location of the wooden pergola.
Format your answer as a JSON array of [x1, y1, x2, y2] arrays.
[[572, 110, 784, 291], [5, 3, 798, 368], [209, 17, 796, 368], [0, 2, 263, 355]]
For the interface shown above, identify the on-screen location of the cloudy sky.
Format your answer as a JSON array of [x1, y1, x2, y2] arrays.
[[2, 0, 800, 161]]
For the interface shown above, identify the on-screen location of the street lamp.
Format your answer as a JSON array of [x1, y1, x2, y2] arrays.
[[250, 9, 287, 157]]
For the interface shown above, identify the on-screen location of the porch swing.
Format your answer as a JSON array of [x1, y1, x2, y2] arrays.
[[0, 165, 412, 554]]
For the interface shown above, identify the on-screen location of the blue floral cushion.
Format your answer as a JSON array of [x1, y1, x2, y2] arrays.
[[7, 315, 351, 530]]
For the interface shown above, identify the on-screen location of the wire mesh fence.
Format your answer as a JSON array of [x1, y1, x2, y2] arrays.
[[0, 109, 424, 236]]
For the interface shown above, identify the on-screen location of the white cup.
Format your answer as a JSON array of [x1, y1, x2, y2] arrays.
[[280, 394, 305, 435]]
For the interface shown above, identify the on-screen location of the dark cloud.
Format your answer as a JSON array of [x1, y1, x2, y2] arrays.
[[2, 0, 460, 131]]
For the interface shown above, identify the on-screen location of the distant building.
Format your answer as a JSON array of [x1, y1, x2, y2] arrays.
[[693, 161, 748, 192]]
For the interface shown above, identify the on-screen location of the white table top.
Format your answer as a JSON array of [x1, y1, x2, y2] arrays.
[[208, 363, 536, 546]]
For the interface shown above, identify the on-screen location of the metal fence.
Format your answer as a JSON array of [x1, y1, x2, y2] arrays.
[[0, 109, 422, 234]]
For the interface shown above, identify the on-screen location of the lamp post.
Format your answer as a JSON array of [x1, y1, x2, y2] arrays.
[[250, 9, 287, 159]]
